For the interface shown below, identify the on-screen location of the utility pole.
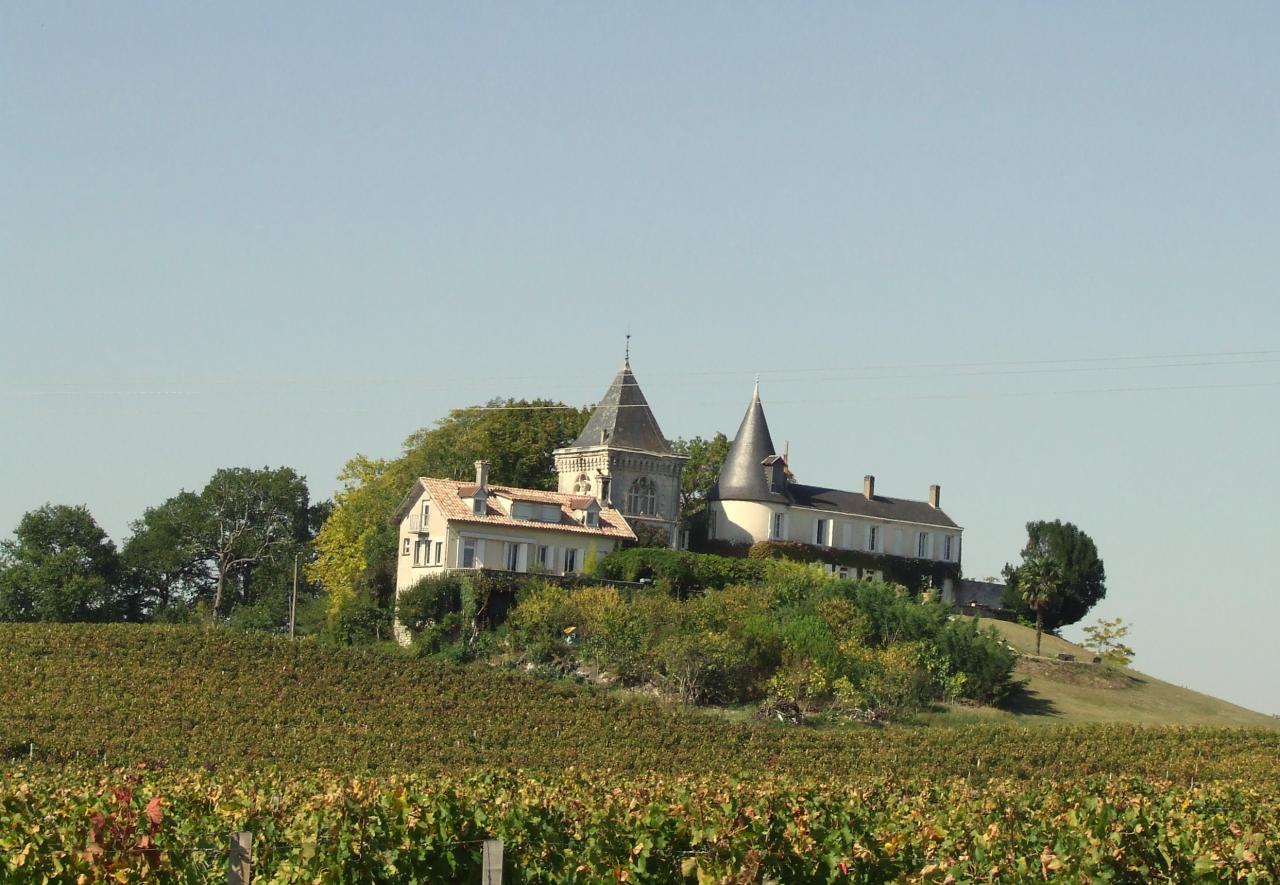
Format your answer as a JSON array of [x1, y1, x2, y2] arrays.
[[289, 552, 299, 639]]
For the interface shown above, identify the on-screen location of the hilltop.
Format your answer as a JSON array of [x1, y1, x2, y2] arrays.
[[930, 617, 1278, 728]]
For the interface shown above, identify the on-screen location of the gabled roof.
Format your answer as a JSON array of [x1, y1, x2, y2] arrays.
[[569, 360, 674, 454], [788, 484, 959, 529], [709, 383, 790, 504], [390, 478, 636, 539]]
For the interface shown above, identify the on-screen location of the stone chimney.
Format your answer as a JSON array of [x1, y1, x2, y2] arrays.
[[863, 475, 875, 500], [475, 460, 490, 492], [928, 484, 941, 509]]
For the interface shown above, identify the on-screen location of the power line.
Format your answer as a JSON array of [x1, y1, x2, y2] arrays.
[[2, 347, 1277, 398]]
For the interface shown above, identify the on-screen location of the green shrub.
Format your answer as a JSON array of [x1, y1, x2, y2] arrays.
[[323, 591, 392, 645], [597, 548, 767, 596], [396, 574, 465, 635], [498, 555, 1014, 718], [508, 581, 572, 663], [749, 540, 961, 594], [935, 617, 1017, 704]]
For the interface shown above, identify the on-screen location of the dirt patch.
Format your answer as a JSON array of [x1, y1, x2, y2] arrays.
[[1016, 657, 1136, 690]]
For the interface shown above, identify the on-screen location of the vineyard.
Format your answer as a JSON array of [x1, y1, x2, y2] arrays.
[[4, 623, 1280, 881], [4, 767, 1279, 882]]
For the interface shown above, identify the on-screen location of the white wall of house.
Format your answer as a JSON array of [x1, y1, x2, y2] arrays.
[[710, 500, 788, 545], [392, 487, 624, 645], [395, 492, 452, 594], [396, 486, 622, 579], [709, 499, 961, 565]]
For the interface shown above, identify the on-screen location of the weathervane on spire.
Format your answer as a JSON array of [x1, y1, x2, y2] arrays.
[[624, 331, 631, 366]]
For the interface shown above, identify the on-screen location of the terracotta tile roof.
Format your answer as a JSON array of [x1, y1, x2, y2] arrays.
[[397, 478, 636, 539]]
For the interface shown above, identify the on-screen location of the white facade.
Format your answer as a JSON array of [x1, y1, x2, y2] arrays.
[[390, 466, 635, 644], [709, 498, 962, 567]]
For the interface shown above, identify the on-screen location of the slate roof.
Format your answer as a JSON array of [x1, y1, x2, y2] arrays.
[[708, 384, 791, 504], [570, 360, 674, 454], [390, 478, 636, 539], [788, 484, 959, 529], [710, 384, 959, 528]]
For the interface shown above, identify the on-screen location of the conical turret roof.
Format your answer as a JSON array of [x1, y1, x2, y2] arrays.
[[710, 383, 790, 503], [571, 359, 673, 454]]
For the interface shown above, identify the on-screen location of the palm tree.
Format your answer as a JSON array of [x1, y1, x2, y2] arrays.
[[1019, 549, 1064, 657]]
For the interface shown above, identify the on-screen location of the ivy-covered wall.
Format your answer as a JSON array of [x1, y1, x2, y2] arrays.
[[744, 540, 961, 595]]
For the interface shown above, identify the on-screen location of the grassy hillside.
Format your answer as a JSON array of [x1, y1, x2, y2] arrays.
[[931, 618, 1278, 728], [4, 623, 1279, 781]]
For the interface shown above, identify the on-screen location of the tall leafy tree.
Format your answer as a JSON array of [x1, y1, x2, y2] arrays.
[[671, 433, 731, 522], [670, 433, 731, 549], [124, 466, 317, 619], [121, 491, 210, 616], [200, 467, 311, 616], [1003, 519, 1107, 631], [0, 504, 124, 622], [309, 399, 590, 610]]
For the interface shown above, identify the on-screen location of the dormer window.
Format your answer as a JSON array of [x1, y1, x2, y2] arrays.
[[472, 497, 485, 516], [584, 510, 599, 527]]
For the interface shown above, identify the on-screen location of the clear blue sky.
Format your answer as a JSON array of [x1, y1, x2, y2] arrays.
[[3, 4, 1278, 714]]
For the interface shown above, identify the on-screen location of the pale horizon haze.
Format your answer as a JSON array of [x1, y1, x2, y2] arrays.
[[3, 4, 1278, 715]]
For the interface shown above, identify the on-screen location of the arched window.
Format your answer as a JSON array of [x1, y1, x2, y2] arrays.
[[573, 473, 592, 495], [627, 477, 657, 515]]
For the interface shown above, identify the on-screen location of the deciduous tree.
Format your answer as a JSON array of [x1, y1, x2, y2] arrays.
[[671, 433, 731, 523], [124, 467, 317, 620], [1082, 617, 1135, 665], [0, 504, 124, 622]]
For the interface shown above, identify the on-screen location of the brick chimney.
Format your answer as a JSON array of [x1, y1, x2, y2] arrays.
[[929, 484, 941, 509], [475, 460, 490, 492], [863, 475, 875, 500]]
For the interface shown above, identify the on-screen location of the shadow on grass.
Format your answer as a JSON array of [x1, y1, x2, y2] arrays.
[[1002, 680, 1061, 717]]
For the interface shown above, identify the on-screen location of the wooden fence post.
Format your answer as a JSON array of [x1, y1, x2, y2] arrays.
[[228, 831, 252, 885], [481, 838, 503, 885]]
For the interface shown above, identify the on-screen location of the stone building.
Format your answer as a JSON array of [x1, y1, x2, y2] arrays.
[[553, 355, 687, 547]]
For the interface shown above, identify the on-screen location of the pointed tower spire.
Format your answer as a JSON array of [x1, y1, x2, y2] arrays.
[[710, 383, 789, 503], [571, 358, 671, 453]]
